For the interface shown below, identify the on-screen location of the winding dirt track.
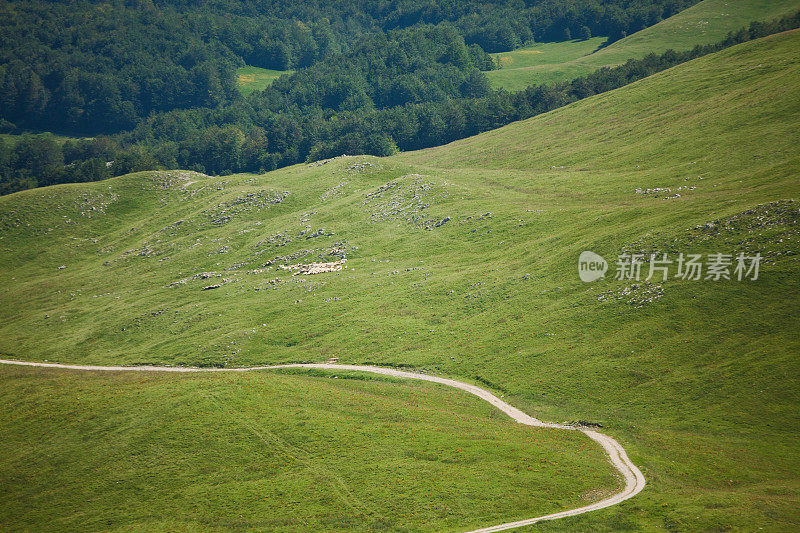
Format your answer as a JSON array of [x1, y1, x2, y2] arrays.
[[0, 359, 645, 531]]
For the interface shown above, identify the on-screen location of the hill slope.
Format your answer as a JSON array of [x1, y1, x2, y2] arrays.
[[1, 365, 618, 531], [487, 0, 800, 89], [1, 30, 799, 530]]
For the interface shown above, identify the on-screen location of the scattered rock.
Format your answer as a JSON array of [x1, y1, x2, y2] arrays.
[[362, 175, 449, 227], [624, 200, 799, 262], [634, 185, 696, 200], [598, 281, 664, 308], [321, 182, 347, 201], [74, 191, 119, 217], [202, 190, 289, 226], [303, 228, 334, 240], [344, 161, 374, 173]]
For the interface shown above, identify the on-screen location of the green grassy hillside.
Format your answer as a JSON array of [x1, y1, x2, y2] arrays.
[[1, 30, 799, 531], [0, 365, 615, 531], [487, 0, 800, 90]]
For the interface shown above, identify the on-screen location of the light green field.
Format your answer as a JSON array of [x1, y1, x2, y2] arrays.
[[488, 37, 608, 90], [0, 365, 615, 531], [486, 0, 800, 90], [236, 66, 293, 96], [1, 30, 800, 530], [491, 37, 608, 70]]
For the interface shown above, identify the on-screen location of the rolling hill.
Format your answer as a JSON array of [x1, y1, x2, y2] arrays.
[[1, 29, 799, 531], [487, 0, 800, 90]]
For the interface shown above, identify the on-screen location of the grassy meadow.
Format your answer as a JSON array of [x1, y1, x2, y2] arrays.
[[0, 365, 617, 531], [492, 38, 607, 70], [236, 66, 293, 96], [1, 28, 799, 532], [488, 37, 608, 91], [486, 0, 800, 90]]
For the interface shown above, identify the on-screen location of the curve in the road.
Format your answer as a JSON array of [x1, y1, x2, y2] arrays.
[[0, 358, 645, 531]]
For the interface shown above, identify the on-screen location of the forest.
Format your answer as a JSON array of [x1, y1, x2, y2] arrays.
[[0, 0, 758, 193]]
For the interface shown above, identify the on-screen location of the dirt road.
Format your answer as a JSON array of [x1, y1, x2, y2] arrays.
[[0, 358, 645, 531]]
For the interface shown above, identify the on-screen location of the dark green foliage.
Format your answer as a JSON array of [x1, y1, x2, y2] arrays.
[[123, 10, 800, 176], [3, 9, 799, 194], [0, 2, 241, 134], [0, 134, 116, 192], [10, 135, 62, 178], [109, 148, 159, 177], [0, 0, 696, 133], [0, 0, 776, 195]]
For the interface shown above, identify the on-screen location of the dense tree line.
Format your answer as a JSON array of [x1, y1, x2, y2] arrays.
[[162, 0, 701, 55], [122, 24, 497, 172], [122, 10, 800, 173], [1, 0, 697, 137], [6, 1, 797, 194], [0, 134, 164, 194], [3, 8, 797, 196], [0, 2, 244, 134]]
